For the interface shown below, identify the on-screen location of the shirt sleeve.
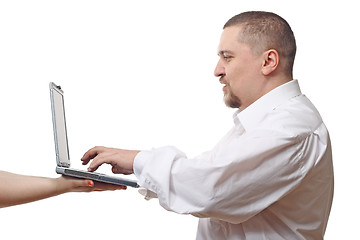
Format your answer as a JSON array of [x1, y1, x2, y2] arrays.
[[133, 128, 320, 224]]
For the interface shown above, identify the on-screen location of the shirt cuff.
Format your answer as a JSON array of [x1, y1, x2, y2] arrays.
[[133, 150, 150, 181], [133, 150, 158, 200]]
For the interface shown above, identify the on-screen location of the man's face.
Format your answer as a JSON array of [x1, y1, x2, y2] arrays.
[[214, 26, 263, 110]]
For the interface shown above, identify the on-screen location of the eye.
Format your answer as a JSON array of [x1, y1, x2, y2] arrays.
[[217, 51, 234, 62], [223, 55, 232, 62]]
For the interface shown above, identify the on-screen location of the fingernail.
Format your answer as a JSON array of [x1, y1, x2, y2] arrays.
[[88, 180, 94, 186]]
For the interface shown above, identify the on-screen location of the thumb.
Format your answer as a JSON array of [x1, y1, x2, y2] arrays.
[[74, 179, 94, 188], [85, 180, 94, 187]]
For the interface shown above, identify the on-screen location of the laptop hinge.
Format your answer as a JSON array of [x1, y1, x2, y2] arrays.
[[60, 161, 70, 168]]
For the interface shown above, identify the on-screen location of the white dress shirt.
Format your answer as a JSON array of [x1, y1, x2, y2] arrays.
[[134, 80, 334, 240]]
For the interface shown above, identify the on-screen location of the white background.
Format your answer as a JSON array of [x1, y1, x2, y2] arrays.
[[0, 0, 358, 239]]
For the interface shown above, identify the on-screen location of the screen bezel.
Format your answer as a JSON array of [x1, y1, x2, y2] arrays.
[[49, 82, 71, 168]]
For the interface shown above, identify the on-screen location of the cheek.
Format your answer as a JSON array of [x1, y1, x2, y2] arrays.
[[227, 68, 245, 90], [227, 70, 254, 100]]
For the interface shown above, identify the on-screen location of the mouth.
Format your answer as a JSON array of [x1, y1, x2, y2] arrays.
[[220, 79, 228, 92]]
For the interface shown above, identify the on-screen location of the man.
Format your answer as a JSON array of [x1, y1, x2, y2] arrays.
[[81, 11, 334, 239]]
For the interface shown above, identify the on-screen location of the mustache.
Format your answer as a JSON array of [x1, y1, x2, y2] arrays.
[[219, 76, 228, 85]]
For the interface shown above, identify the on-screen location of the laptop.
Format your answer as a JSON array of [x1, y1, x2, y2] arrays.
[[49, 82, 139, 188]]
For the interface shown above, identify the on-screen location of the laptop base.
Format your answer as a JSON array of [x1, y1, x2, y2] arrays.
[[56, 167, 139, 188]]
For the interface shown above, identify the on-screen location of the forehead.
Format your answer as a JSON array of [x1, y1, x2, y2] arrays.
[[217, 26, 250, 54]]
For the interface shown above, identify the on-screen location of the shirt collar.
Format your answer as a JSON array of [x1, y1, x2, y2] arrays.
[[233, 79, 302, 133]]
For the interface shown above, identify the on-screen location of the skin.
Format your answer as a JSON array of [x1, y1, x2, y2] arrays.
[[0, 170, 126, 208], [81, 25, 292, 178]]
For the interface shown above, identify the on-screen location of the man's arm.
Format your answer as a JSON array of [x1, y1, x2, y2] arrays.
[[80, 130, 316, 224], [0, 170, 126, 208]]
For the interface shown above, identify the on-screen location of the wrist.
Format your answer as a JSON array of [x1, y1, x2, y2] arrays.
[[53, 176, 73, 194]]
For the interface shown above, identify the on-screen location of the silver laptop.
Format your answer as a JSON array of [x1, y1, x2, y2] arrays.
[[49, 82, 139, 188]]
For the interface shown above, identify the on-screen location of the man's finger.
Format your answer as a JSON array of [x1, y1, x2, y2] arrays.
[[81, 146, 105, 165], [87, 154, 112, 172]]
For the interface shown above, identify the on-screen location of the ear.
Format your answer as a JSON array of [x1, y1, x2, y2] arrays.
[[261, 49, 279, 76]]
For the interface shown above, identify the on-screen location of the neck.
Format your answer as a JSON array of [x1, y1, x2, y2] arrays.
[[239, 74, 292, 112]]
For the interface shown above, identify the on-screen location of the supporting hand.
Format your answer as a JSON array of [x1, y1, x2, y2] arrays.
[[0, 171, 126, 208], [56, 176, 127, 193]]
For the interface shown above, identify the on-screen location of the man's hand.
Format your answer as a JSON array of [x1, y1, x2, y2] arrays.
[[81, 146, 140, 175]]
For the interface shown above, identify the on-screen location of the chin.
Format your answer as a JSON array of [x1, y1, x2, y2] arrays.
[[224, 95, 241, 108]]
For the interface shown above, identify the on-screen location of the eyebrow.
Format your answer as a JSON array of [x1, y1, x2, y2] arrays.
[[217, 50, 235, 56]]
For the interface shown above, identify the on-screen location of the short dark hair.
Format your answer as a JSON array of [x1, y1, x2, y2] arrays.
[[224, 11, 296, 76]]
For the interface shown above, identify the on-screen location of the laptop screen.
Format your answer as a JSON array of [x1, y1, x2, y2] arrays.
[[50, 83, 71, 167]]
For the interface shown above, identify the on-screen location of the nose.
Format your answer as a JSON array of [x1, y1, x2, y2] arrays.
[[214, 60, 225, 78]]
